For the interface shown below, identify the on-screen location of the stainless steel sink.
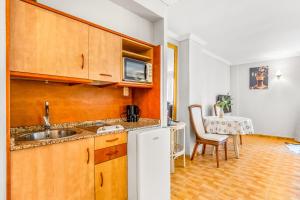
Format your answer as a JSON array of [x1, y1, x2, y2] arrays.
[[15, 129, 78, 141]]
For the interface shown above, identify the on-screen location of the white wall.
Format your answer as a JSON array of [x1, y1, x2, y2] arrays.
[[0, 0, 6, 198], [167, 37, 179, 46], [177, 39, 191, 154], [189, 41, 230, 116], [134, 0, 167, 18], [153, 19, 168, 127], [177, 38, 231, 154], [231, 56, 300, 138], [38, 0, 155, 43], [111, 0, 166, 22]]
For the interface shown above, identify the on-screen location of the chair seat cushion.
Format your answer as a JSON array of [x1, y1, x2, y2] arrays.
[[201, 133, 228, 142]]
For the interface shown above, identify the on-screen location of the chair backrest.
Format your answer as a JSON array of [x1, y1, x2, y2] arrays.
[[214, 104, 221, 116], [188, 105, 206, 139]]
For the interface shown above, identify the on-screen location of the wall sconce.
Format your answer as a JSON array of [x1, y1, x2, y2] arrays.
[[276, 70, 282, 79]]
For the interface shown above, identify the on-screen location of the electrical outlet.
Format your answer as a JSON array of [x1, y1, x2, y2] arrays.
[[123, 87, 129, 97]]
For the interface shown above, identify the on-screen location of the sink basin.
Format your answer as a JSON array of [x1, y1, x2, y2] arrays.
[[15, 129, 78, 141]]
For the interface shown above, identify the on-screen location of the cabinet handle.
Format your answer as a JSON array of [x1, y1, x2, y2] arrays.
[[86, 148, 90, 164], [106, 150, 119, 157], [100, 172, 103, 187], [81, 54, 85, 69], [106, 138, 119, 143], [99, 73, 112, 77]]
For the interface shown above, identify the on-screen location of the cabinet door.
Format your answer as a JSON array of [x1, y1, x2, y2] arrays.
[[11, 138, 94, 200], [10, 0, 89, 79], [95, 156, 127, 200], [89, 27, 121, 82]]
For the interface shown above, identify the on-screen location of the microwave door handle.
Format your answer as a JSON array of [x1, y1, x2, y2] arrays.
[[124, 59, 127, 81], [144, 64, 147, 81]]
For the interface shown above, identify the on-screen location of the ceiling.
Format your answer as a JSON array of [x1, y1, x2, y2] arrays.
[[167, 0, 300, 65]]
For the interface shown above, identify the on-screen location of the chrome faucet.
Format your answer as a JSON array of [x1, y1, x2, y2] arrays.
[[43, 101, 51, 130]]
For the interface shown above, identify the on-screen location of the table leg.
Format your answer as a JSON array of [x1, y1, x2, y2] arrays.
[[233, 135, 240, 159], [183, 128, 186, 168], [170, 156, 175, 173], [170, 130, 175, 173]]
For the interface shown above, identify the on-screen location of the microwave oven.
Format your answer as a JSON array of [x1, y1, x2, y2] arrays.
[[123, 57, 152, 83]]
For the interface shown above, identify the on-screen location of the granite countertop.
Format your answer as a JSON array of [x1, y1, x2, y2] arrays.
[[10, 118, 160, 151]]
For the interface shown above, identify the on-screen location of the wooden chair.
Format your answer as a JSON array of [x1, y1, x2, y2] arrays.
[[213, 104, 243, 145], [189, 105, 228, 168]]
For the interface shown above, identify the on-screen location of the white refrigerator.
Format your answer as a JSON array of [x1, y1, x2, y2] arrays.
[[128, 127, 170, 200]]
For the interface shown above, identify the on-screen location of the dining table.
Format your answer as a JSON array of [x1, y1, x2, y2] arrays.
[[203, 116, 254, 158]]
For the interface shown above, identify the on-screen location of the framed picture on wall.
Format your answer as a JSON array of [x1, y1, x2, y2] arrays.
[[249, 66, 269, 89]]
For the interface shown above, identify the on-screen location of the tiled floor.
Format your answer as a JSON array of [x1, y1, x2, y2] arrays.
[[171, 135, 300, 200]]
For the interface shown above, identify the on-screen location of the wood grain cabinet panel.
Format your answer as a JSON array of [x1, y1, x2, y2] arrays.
[[11, 138, 95, 200], [94, 143, 127, 164], [10, 0, 89, 79], [89, 27, 122, 82], [95, 156, 128, 200], [94, 132, 127, 150]]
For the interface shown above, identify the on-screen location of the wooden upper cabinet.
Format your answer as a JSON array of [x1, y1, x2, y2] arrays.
[[10, 0, 89, 79], [89, 27, 122, 83], [11, 138, 95, 200]]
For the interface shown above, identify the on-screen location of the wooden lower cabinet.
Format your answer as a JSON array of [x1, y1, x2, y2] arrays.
[[95, 156, 128, 200], [11, 138, 95, 200]]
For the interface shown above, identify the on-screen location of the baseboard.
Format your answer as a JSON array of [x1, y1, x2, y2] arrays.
[[250, 133, 293, 140]]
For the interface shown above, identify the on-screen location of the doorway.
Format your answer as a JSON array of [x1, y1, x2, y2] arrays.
[[166, 43, 178, 123]]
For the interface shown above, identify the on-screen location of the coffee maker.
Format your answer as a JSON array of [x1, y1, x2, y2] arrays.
[[126, 105, 140, 122]]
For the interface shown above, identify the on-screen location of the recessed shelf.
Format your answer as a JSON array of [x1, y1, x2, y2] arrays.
[[122, 38, 153, 63], [122, 38, 152, 53], [122, 50, 151, 62], [119, 38, 154, 88]]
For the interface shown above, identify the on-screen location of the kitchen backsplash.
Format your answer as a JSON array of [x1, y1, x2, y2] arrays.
[[10, 79, 133, 127]]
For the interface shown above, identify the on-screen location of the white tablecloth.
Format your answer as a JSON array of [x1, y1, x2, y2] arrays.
[[204, 116, 254, 135]]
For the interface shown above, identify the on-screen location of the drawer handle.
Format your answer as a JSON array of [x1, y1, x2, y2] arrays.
[[100, 73, 113, 77], [86, 148, 90, 164], [106, 150, 119, 157], [100, 172, 103, 187], [81, 54, 85, 69], [106, 138, 119, 143]]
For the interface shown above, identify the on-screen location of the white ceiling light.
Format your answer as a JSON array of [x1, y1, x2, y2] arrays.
[[160, 0, 179, 6], [276, 70, 283, 79]]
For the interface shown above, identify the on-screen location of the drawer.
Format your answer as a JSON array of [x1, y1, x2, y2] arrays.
[[94, 143, 127, 164], [95, 132, 127, 150]]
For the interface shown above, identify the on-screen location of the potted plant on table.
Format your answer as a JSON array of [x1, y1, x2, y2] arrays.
[[216, 96, 232, 118]]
